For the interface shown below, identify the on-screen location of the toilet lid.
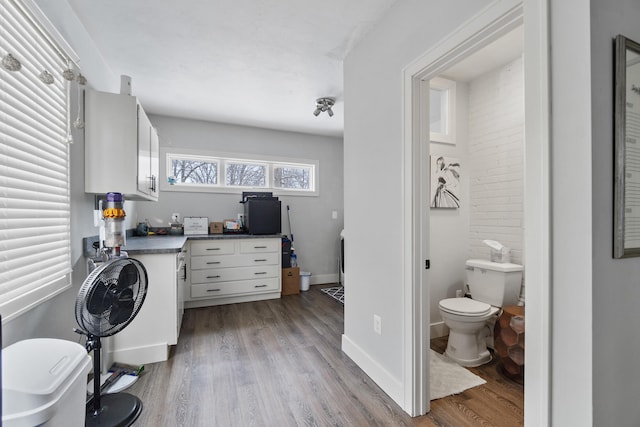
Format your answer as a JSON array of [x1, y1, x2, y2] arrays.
[[439, 298, 491, 316]]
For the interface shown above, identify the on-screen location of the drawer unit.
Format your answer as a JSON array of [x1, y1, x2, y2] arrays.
[[191, 277, 280, 299], [191, 265, 280, 284], [186, 237, 282, 308], [190, 240, 235, 256], [190, 252, 280, 270]]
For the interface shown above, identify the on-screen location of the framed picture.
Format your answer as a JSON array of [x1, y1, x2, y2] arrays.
[[430, 156, 461, 208]]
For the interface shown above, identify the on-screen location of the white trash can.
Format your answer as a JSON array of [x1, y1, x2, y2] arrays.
[[300, 271, 311, 291], [2, 338, 92, 427]]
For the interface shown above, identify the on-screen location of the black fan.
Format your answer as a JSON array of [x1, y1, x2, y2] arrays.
[[75, 257, 148, 427]]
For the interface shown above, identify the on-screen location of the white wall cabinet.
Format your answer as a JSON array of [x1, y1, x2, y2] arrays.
[[85, 90, 159, 201], [186, 238, 282, 308]]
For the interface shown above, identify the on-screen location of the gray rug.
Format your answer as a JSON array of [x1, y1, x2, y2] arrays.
[[320, 286, 344, 304], [430, 350, 486, 400]]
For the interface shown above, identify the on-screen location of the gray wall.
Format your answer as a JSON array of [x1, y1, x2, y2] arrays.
[[591, 0, 640, 425], [137, 115, 344, 282]]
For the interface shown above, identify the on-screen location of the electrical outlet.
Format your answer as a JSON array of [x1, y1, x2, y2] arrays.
[[332, 210, 338, 220], [373, 314, 382, 335]]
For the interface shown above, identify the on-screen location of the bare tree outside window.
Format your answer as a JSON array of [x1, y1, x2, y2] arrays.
[[226, 163, 266, 187], [172, 159, 218, 184], [274, 166, 310, 189]]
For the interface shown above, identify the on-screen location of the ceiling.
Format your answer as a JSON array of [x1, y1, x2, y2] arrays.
[[64, 0, 400, 138]]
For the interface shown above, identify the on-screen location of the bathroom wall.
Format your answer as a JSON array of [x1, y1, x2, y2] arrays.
[[428, 82, 470, 331], [467, 56, 525, 265]]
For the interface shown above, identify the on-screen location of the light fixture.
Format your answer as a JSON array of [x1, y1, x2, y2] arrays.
[[313, 97, 335, 117]]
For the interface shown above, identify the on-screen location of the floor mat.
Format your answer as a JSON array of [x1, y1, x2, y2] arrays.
[[320, 286, 344, 304], [430, 350, 486, 400]]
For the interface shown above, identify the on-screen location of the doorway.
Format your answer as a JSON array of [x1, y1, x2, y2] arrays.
[[401, 1, 550, 420]]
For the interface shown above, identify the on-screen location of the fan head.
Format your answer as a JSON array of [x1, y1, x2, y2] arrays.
[[76, 258, 148, 337]]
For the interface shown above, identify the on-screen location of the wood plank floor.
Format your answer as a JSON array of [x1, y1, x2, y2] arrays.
[[125, 286, 523, 426]]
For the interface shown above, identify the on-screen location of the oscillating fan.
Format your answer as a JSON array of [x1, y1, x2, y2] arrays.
[[75, 257, 148, 427]]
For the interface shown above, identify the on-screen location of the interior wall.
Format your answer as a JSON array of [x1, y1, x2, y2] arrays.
[[591, 0, 640, 425], [137, 115, 344, 283], [343, 0, 493, 407], [429, 81, 470, 328]]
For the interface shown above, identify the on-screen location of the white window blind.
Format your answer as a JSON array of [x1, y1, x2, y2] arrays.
[[0, 0, 72, 322]]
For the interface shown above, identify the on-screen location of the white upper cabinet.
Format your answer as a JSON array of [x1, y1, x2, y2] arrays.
[[85, 90, 159, 201]]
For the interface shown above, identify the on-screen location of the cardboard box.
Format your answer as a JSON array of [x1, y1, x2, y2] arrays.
[[209, 222, 223, 234], [281, 267, 300, 295]]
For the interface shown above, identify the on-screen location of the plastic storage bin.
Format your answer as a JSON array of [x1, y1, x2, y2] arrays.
[[2, 338, 92, 427], [300, 271, 311, 291]]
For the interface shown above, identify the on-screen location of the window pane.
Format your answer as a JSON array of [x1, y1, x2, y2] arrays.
[[226, 162, 266, 187], [171, 158, 218, 184], [274, 165, 311, 189]]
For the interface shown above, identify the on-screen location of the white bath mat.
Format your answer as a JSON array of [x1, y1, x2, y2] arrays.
[[430, 350, 486, 400]]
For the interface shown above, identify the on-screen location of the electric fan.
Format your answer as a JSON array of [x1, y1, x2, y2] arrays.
[[75, 257, 148, 427]]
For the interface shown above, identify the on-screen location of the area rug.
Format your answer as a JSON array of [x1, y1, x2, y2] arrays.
[[320, 286, 344, 304], [430, 350, 486, 400]]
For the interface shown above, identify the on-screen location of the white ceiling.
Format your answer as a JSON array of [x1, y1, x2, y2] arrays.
[[65, 0, 400, 138]]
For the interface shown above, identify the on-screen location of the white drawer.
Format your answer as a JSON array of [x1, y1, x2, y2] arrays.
[[191, 277, 280, 298], [239, 239, 279, 254], [190, 240, 235, 256], [191, 252, 279, 270], [191, 265, 280, 284]]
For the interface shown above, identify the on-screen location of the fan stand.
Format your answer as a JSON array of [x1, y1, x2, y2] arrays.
[[86, 334, 142, 427]]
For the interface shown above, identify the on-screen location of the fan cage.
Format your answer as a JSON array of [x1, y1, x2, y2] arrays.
[[76, 258, 148, 337]]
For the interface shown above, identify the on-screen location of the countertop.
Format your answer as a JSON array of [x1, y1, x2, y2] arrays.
[[87, 233, 282, 256]]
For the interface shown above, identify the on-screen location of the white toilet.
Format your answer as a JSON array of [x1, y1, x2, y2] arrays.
[[439, 259, 523, 367]]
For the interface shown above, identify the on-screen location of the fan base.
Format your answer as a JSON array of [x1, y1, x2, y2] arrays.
[[86, 392, 142, 427]]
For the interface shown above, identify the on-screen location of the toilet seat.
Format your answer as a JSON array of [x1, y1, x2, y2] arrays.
[[439, 298, 491, 317]]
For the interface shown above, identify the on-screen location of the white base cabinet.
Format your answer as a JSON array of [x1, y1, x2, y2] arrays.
[[185, 238, 281, 308], [109, 252, 184, 365]]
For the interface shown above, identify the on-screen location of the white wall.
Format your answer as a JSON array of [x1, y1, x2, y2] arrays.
[[468, 57, 524, 264], [591, 0, 640, 425], [429, 81, 470, 328], [137, 115, 344, 283], [343, 0, 493, 407]]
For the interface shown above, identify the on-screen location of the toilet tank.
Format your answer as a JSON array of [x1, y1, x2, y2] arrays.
[[465, 259, 523, 307]]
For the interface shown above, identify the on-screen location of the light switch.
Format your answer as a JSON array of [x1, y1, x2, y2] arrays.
[[332, 210, 338, 220]]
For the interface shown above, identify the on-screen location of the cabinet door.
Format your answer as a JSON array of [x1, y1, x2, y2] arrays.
[[137, 105, 152, 196]]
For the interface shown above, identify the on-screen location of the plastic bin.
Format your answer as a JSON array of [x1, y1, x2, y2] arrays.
[[2, 338, 92, 427], [300, 271, 311, 291]]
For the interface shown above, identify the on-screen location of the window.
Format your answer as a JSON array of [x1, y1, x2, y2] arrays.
[[164, 149, 317, 195], [0, 0, 75, 322], [430, 77, 456, 144]]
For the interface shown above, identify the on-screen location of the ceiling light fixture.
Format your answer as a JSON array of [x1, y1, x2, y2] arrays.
[[313, 97, 335, 117]]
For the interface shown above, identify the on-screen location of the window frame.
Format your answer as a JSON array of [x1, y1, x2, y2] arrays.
[[161, 148, 319, 197], [429, 77, 457, 145]]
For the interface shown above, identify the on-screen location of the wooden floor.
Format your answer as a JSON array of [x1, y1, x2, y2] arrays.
[[126, 286, 523, 426]]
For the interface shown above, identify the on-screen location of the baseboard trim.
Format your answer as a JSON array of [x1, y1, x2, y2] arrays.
[[341, 334, 404, 406], [310, 273, 338, 285], [430, 321, 449, 339]]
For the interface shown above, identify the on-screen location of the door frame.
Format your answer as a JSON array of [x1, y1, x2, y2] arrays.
[[401, 1, 549, 421]]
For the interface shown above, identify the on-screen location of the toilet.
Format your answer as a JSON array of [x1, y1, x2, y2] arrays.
[[439, 259, 523, 367]]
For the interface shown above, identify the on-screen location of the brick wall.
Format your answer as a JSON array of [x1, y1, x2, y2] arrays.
[[467, 56, 524, 265]]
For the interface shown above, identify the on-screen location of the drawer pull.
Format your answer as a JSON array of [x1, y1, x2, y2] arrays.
[[206, 275, 221, 279], [206, 248, 221, 251], [206, 261, 221, 265], [254, 245, 267, 249], [254, 259, 267, 262], [206, 288, 221, 292], [254, 284, 268, 288], [254, 272, 267, 275]]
